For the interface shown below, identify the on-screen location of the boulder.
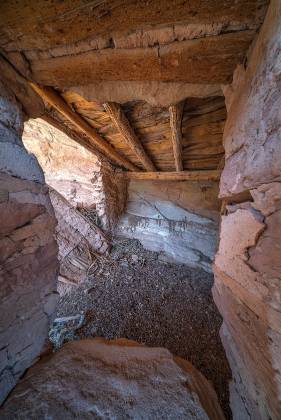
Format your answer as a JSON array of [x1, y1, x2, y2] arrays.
[[0, 338, 225, 420]]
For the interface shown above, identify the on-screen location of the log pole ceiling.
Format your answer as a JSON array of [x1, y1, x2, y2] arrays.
[[169, 102, 184, 172], [30, 83, 139, 172], [1, 1, 268, 183], [30, 83, 222, 181], [104, 102, 156, 172], [28, 83, 223, 182]]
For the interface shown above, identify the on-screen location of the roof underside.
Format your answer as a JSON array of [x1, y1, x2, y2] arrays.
[[0, 0, 269, 173], [48, 93, 225, 172]]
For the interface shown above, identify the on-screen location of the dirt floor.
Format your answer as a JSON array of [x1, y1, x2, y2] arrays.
[[54, 237, 232, 418]]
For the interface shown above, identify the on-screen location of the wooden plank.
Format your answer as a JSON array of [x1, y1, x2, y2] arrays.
[[104, 102, 156, 172], [169, 102, 184, 171], [30, 83, 139, 171], [125, 170, 220, 181]]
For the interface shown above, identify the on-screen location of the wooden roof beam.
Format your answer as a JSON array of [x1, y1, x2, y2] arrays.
[[169, 101, 184, 172], [125, 170, 220, 181], [104, 102, 156, 172], [30, 83, 139, 172]]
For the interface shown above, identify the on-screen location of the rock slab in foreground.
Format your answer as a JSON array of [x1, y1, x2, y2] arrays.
[[0, 338, 225, 420]]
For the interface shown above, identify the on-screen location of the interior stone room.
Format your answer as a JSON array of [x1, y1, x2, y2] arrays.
[[0, 1, 280, 419]]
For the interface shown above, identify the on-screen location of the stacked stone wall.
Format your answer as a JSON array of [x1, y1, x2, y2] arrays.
[[0, 82, 58, 404], [213, 2, 281, 417]]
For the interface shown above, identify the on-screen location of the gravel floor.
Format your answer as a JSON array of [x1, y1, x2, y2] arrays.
[[55, 237, 232, 418]]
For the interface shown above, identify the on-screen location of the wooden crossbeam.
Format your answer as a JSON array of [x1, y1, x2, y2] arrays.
[[30, 83, 138, 171], [125, 170, 220, 181], [104, 102, 156, 172], [169, 102, 184, 171]]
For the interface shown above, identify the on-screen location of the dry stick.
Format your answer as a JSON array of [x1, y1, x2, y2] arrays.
[[169, 101, 185, 171], [58, 275, 78, 287], [30, 83, 138, 171], [125, 170, 221, 181], [104, 102, 156, 172]]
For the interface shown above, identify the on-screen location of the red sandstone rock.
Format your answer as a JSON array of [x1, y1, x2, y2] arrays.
[[0, 338, 225, 420], [219, 2, 281, 198], [213, 2, 281, 418], [0, 83, 58, 404]]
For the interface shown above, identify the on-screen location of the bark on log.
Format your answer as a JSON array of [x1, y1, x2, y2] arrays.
[[125, 170, 220, 181], [104, 102, 156, 172], [169, 101, 184, 171]]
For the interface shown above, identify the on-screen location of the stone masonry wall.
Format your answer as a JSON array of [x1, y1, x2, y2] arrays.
[[213, 1, 281, 418], [0, 82, 58, 404], [94, 162, 128, 232]]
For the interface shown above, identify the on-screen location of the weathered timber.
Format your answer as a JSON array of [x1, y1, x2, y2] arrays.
[[27, 32, 255, 87], [104, 102, 156, 172], [125, 170, 220, 181], [30, 83, 139, 171], [58, 95, 226, 172], [169, 102, 184, 171]]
